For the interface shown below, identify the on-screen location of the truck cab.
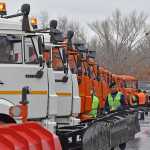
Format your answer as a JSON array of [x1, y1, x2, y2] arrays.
[[0, 4, 59, 132], [40, 21, 81, 125], [119, 75, 138, 105], [0, 20, 51, 118]]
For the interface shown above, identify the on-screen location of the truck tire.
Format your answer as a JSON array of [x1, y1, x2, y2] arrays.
[[0, 114, 16, 124]]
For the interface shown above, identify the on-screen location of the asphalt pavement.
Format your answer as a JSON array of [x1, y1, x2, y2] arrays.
[[115, 113, 150, 150]]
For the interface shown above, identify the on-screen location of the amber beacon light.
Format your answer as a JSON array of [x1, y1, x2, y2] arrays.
[[31, 17, 38, 29], [0, 2, 6, 16]]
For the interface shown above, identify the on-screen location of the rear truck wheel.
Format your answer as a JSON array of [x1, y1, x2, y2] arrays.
[[0, 114, 16, 124]]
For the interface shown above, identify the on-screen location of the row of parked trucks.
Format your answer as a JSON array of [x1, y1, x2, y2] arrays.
[[0, 2, 143, 150]]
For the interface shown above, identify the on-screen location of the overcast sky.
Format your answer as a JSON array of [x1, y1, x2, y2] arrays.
[[3, 0, 150, 22], [2, 0, 150, 39]]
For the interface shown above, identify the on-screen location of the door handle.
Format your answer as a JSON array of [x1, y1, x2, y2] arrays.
[[25, 70, 44, 79]]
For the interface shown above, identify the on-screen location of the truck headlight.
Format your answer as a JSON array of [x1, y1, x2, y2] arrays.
[[9, 105, 22, 118]]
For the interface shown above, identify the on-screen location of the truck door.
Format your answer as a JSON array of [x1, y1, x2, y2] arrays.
[[0, 35, 48, 119], [52, 47, 73, 117]]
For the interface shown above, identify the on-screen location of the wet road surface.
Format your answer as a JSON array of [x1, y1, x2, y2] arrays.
[[126, 114, 150, 150], [117, 113, 150, 150]]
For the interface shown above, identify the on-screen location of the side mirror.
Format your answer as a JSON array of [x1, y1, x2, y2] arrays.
[[97, 65, 101, 81], [38, 36, 44, 55], [67, 30, 74, 48], [21, 4, 30, 32], [38, 55, 44, 67], [77, 56, 82, 76], [49, 20, 64, 44], [64, 66, 68, 74], [62, 48, 67, 64], [77, 67, 82, 76], [21, 4, 30, 16], [62, 48, 68, 74], [50, 20, 57, 29]]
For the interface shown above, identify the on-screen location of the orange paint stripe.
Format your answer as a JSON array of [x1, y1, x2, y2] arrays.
[[79, 93, 84, 97], [31, 91, 48, 95], [0, 90, 48, 95], [56, 92, 72, 96]]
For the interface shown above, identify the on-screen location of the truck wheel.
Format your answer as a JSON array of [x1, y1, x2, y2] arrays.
[[0, 114, 16, 124]]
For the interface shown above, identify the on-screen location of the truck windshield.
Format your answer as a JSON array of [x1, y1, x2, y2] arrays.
[[124, 81, 137, 89], [52, 48, 64, 71], [0, 35, 22, 64]]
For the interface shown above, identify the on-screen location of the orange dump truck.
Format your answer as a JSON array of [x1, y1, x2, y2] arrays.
[[118, 75, 138, 105], [67, 43, 94, 121], [99, 67, 111, 107]]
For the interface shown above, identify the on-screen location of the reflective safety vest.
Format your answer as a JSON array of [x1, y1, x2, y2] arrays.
[[89, 95, 99, 118], [108, 92, 122, 111], [138, 92, 146, 105]]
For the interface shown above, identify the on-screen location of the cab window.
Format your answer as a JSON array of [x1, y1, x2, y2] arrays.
[[0, 35, 22, 64], [124, 81, 136, 89], [24, 36, 38, 64], [52, 48, 64, 71]]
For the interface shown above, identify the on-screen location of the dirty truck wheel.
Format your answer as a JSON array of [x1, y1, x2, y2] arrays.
[[0, 114, 16, 124]]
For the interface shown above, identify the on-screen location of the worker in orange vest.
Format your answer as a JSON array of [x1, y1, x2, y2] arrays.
[[137, 89, 146, 105], [143, 90, 149, 105]]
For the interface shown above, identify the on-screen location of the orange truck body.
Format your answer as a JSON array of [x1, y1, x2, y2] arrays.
[[67, 48, 93, 120], [43, 39, 138, 121], [99, 67, 111, 107], [118, 75, 138, 105]]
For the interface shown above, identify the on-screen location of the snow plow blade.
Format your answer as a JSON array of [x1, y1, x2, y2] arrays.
[[83, 110, 140, 150], [0, 122, 62, 150], [57, 124, 87, 150], [57, 110, 139, 150]]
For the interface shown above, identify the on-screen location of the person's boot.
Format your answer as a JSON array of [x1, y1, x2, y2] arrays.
[[145, 111, 148, 116], [111, 148, 114, 150], [140, 111, 145, 120], [119, 143, 126, 150]]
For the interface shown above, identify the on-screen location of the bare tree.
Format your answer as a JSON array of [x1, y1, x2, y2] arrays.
[[89, 9, 147, 76], [57, 16, 68, 33], [133, 36, 150, 80], [38, 14, 87, 43], [57, 16, 87, 43], [38, 10, 150, 80]]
